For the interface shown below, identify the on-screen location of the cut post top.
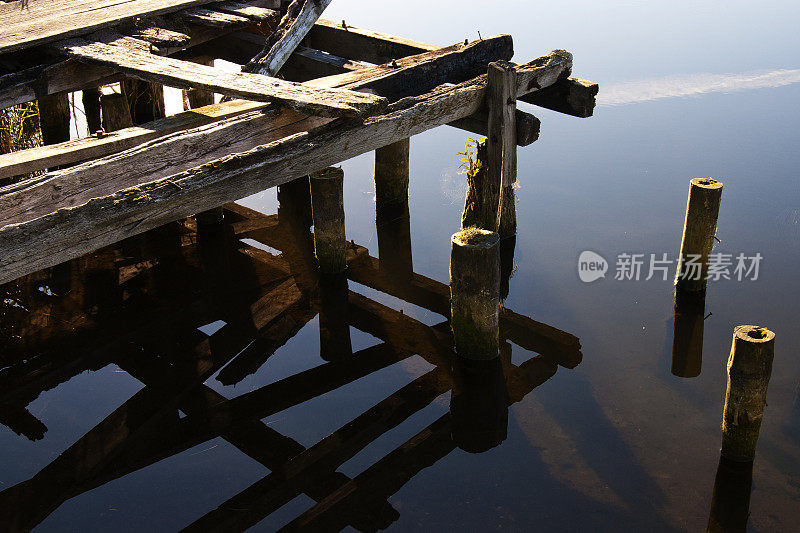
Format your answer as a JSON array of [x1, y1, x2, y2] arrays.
[[452, 227, 500, 249], [690, 177, 724, 191], [311, 166, 345, 180]]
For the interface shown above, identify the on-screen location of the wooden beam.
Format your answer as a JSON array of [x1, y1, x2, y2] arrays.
[[0, 36, 511, 216], [179, 7, 252, 28], [0, 47, 566, 284], [244, 0, 334, 76], [51, 35, 386, 118], [520, 76, 599, 118], [0, 0, 220, 54]]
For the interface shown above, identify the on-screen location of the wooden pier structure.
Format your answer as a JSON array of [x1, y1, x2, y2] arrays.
[[0, 1, 598, 529], [0, 0, 596, 285]]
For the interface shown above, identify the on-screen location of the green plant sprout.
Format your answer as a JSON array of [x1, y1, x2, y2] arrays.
[[457, 137, 485, 177]]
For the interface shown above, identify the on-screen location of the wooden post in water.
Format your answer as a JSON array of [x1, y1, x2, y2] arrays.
[[37, 92, 70, 145], [486, 61, 517, 238], [311, 167, 347, 274], [671, 289, 706, 378], [100, 93, 133, 132], [278, 176, 313, 229], [375, 138, 413, 280], [450, 228, 500, 360], [721, 325, 776, 461], [675, 178, 723, 293], [82, 88, 102, 135]]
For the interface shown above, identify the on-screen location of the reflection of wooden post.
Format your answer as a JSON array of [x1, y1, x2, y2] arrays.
[[721, 325, 775, 461], [375, 139, 413, 279], [311, 167, 347, 274], [675, 178, 723, 293], [122, 79, 165, 124], [707, 455, 753, 533], [487, 61, 517, 238], [37, 92, 70, 145], [450, 357, 508, 453], [450, 228, 500, 360], [82, 88, 102, 134], [319, 273, 352, 361], [671, 289, 706, 378], [499, 235, 516, 301], [100, 93, 133, 132]]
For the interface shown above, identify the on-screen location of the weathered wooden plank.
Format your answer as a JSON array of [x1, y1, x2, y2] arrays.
[[244, 0, 334, 76], [179, 7, 251, 28], [520, 76, 599, 117], [0, 100, 265, 180], [0, 47, 567, 284], [50, 35, 386, 118], [307, 18, 439, 64], [213, 2, 278, 21], [1, 36, 510, 211], [308, 19, 597, 118], [0, 0, 220, 54]]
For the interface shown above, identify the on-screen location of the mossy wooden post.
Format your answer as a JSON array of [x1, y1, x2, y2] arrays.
[[461, 139, 495, 230], [122, 79, 165, 125], [375, 139, 413, 279], [319, 273, 352, 361], [450, 357, 508, 453], [675, 178, 723, 293], [82, 88, 102, 134], [450, 228, 500, 360], [721, 325, 776, 461], [707, 455, 753, 533], [487, 61, 517, 238], [671, 289, 706, 378], [311, 167, 347, 274], [37, 92, 70, 145], [100, 93, 133, 132]]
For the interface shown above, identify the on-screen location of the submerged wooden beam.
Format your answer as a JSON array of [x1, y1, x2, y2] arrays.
[[51, 35, 386, 118], [0, 48, 568, 284]]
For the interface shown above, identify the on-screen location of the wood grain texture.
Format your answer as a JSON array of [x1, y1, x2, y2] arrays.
[[0, 50, 573, 284], [245, 0, 334, 76], [51, 34, 386, 118], [0, 0, 219, 54]]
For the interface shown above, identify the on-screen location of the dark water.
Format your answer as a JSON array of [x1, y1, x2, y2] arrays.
[[2, 1, 800, 531]]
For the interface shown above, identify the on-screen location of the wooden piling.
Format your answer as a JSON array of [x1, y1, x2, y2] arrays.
[[311, 167, 347, 274], [277, 176, 313, 229], [671, 289, 706, 378], [721, 325, 775, 461], [461, 139, 495, 231], [122, 79, 165, 124], [37, 92, 70, 145], [81, 88, 102, 135], [100, 93, 133, 132], [374, 138, 410, 207], [319, 273, 352, 361], [450, 228, 500, 360], [486, 61, 517, 238], [675, 178, 723, 293], [185, 57, 216, 109]]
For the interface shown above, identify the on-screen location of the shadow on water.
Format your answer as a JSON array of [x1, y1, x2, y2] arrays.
[[0, 193, 589, 531]]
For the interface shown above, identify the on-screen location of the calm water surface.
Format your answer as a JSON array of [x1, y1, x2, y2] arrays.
[[1, 1, 799, 531]]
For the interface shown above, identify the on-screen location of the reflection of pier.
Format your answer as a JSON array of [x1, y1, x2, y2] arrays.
[[0, 199, 581, 531]]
